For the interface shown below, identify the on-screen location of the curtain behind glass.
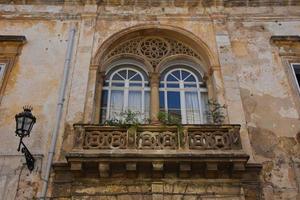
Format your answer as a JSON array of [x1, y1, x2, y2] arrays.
[[128, 91, 142, 112], [110, 90, 124, 119], [185, 92, 201, 124], [144, 91, 150, 121]]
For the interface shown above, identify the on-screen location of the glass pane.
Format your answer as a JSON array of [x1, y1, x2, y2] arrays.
[[101, 90, 108, 107], [100, 108, 107, 124], [167, 91, 181, 119], [296, 74, 300, 87], [184, 83, 197, 88], [293, 64, 300, 87], [128, 91, 142, 112], [128, 70, 137, 79], [167, 83, 179, 88], [112, 73, 124, 80], [185, 92, 201, 124], [17, 117, 23, 129], [129, 82, 142, 87], [293, 64, 300, 73], [159, 91, 165, 109], [182, 70, 190, 80], [185, 75, 196, 82], [167, 91, 180, 109], [111, 82, 125, 87], [110, 90, 124, 118], [172, 70, 181, 80], [167, 74, 178, 81], [24, 117, 33, 133], [118, 70, 127, 79], [159, 83, 164, 88], [131, 74, 142, 81]]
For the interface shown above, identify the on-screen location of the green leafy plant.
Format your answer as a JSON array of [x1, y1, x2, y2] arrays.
[[104, 110, 142, 128], [157, 111, 184, 147], [157, 111, 181, 125], [206, 99, 226, 124]]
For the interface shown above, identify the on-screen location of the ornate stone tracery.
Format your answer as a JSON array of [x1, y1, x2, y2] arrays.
[[105, 36, 201, 67]]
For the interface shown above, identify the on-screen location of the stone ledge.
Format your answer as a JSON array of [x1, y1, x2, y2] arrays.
[[270, 35, 300, 45], [66, 149, 249, 160]]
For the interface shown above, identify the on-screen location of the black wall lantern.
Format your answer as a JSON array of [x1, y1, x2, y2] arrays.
[[15, 106, 36, 171]]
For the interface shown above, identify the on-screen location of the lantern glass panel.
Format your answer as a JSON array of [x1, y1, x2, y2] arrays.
[[24, 117, 33, 133], [16, 117, 23, 130]]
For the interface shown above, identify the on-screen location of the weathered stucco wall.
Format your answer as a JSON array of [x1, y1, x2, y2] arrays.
[[0, 19, 74, 199], [227, 20, 300, 199], [0, 2, 299, 199]]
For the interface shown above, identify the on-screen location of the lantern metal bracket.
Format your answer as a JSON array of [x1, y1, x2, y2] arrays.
[[17, 138, 35, 172]]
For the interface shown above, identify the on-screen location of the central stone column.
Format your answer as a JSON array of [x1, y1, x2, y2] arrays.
[[150, 72, 160, 123]]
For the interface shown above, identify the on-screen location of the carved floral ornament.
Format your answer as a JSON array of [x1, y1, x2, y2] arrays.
[[104, 36, 201, 67]]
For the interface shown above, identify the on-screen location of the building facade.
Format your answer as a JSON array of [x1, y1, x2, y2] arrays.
[[0, 0, 300, 199]]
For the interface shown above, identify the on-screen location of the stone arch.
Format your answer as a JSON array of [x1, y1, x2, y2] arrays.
[[91, 24, 221, 123], [102, 54, 153, 74]]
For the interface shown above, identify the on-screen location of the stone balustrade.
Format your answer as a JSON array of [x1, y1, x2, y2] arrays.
[[72, 124, 242, 151], [65, 124, 250, 178]]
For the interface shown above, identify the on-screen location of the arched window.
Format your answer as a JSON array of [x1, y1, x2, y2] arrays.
[[159, 68, 208, 124], [100, 67, 150, 123]]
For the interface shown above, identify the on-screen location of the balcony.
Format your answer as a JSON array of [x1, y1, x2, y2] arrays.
[[63, 124, 251, 179]]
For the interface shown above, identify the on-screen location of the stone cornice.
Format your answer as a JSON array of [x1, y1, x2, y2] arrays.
[[0, 35, 26, 56], [0, 0, 300, 7], [270, 35, 300, 46], [270, 35, 300, 57]]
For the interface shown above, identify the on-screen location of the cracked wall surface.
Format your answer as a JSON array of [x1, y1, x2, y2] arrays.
[[0, 2, 299, 200]]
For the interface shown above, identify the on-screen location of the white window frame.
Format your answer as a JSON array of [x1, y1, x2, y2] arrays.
[[102, 67, 150, 121], [290, 63, 300, 94], [0, 63, 6, 87], [159, 68, 208, 124]]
